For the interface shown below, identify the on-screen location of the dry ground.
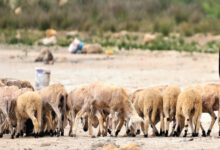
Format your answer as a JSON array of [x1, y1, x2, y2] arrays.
[[0, 46, 220, 150]]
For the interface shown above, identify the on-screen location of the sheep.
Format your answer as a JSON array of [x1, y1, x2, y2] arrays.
[[132, 88, 164, 137], [173, 87, 202, 137], [67, 86, 102, 137], [38, 83, 68, 136], [163, 85, 181, 136], [34, 48, 54, 64], [194, 83, 220, 136], [82, 44, 104, 54], [72, 82, 143, 137], [39, 99, 55, 137], [128, 85, 167, 136], [0, 86, 19, 137], [0, 86, 33, 138], [67, 85, 119, 137], [15, 91, 42, 138], [0, 78, 34, 90]]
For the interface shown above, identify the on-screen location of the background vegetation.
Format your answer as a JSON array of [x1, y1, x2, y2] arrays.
[[1, 0, 220, 53], [1, 0, 220, 34]]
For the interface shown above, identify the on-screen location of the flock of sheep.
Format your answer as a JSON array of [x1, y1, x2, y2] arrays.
[[0, 78, 219, 139]]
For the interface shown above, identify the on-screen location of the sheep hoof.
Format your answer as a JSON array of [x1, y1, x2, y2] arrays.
[[11, 135, 14, 139], [144, 134, 148, 138], [202, 131, 206, 137], [194, 133, 198, 137], [0, 133, 3, 138], [61, 131, 64, 136], [72, 134, 76, 137], [115, 130, 120, 137], [20, 131, 24, 137], [155, 132, 159, 136], [219, 131, 220, 137], [39, 132, 44, 137], [4, 130, 9, 134], [107, 129, 111, 135], [83, 128, 88, 132], [34, 133, 39, 138], [183, 132, 187, 137], [50, 130, 53, 137], [192, 133, 198, 137], [207, 130, 211, 136], [56, 132, 60, 137], [165, 130, 168, 137], [91, 135, 96, 138], [160, 131, 165, 136], [130, 134, 136, 137], [15, 133, 20, 138], [136, 129, 140, 135]]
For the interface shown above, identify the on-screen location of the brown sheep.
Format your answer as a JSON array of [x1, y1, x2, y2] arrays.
[[39, 99, 55, 137], [72, 82, 143, 137], [15, 91, 42, 138], [0, 86, 19, 137], [194, 83, 220, 136], [34, 48, 54, 64], [174, 87, 202, 137], [0, 78, 34, 90], [0, 86, 33, 138], [38, 83, 68, 136], [67, 86, 103, 137], [133, 88, 164, 137], [82, 44, 103, 54], [163, 85, 181, 136], [128, 85, 167, 136]]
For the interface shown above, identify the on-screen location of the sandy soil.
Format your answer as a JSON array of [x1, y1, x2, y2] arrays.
[[0, 46, 220, 150]]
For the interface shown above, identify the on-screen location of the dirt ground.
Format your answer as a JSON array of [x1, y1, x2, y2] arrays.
[[0, 46, 220, 150]]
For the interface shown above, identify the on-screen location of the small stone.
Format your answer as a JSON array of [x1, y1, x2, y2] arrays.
[[40, 143, 51, 147]]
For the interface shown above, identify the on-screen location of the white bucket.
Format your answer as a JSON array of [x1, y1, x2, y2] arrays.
[[35, 68, 50, 90]]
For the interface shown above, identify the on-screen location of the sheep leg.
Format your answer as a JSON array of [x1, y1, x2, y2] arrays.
[[173, 114, 181, 137], [15, 118, 22, 138], [164, 108, 170, 137], [88, 114, 95, 138], [45, 113, 53, 136], [160, 111, 165, 136], [72, 109, 84, 137], [20, 120, 25, 137], [68, 110, 75, 137], [111, 116, 117, 137], [193, 110, 201, 137], [151, 109, 159, 136], [183, 115, 190, 137], [189, 117, 194, 136], [7, 118, 15, 138], [200, 124, 206, 137], [96, 111, 104, 137], [0, 121, 5, 137], [218, 107, 220, 136], [27, 110, 40, 138], [207, 110, 216, 136], [0, 110, 7, 137], [141, 121, 145, 135], [115, 117, 124, 137], [169, 120, 176, 136], [52, 107, 62, 136], [144, 115, 150, 137]]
